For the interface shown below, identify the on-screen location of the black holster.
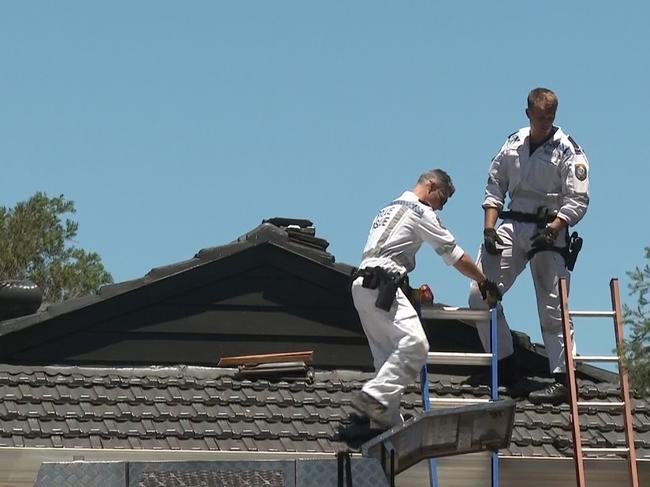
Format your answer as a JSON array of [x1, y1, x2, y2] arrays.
[[527, 230, 583, 271], [566, 231, 583, 271], [353, 267, 405, 311]]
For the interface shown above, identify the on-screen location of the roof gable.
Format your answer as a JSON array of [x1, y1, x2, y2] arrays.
[[0, 220, 363, 367]]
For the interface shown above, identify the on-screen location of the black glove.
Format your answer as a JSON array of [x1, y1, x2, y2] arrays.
[[483, 228, 504, 255], [478, 279, 502, 304], [530, 226, 558, 250]]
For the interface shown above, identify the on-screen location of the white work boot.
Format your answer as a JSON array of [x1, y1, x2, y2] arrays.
[[350, 391, 392, 430]]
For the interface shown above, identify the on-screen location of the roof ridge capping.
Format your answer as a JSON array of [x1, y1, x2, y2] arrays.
[[230, 217, 335, 264]]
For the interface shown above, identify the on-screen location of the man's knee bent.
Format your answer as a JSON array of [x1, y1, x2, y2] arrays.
[[399, 332, 429, 375], [408, 334, 429, 369]]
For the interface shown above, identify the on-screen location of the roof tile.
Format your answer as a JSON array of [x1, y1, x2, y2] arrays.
[[0, 364, 648, 459], [190, 420, 220, 438], [176, 437, 210, 450], [203, 436, 219, 451], [26, 418, 41, 436], [21, 436, 48, 448], [0, 385, 20, 402], [216, 438, 244, 451], [15, 402, 44, 418], [65, 418, 82, 436], [242, 436, 258, 451], [38, 419, 67, 436], [86, 420, 109, 436], [101, 436, 132, 449]]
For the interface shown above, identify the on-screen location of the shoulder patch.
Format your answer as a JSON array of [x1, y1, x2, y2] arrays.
[[575, 163, 588, 181], [567, 135, 583, 154]]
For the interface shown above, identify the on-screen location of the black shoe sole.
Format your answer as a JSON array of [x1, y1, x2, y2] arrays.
[[337, 421, 387, 445]]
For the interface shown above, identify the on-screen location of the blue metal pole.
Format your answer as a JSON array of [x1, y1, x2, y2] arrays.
[[416, 299, 438, 487], [420, 365, 438, 487], [490, 307, 499, 487]]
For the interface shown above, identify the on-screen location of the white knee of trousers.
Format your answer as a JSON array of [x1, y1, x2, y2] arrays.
[[468, 281, 488, 310], [394, 327, 429, 378], [391, 291, 429, 370], [468, 283, 513, 359], [407, 334, 429, 374]]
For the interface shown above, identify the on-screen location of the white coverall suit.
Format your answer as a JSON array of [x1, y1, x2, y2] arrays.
[[352, 190, 465, 426], [468, 127, 590, 373]]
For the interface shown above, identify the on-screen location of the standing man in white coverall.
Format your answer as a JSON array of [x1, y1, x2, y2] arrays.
[[343, 169, 501, 439], [468, 87, 590, 405]]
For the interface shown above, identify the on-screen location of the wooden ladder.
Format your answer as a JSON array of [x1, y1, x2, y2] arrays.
[[559, 277, 639, 487]]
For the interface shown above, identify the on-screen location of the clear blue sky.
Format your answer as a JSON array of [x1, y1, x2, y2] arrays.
[[2, 2, 649, 359]]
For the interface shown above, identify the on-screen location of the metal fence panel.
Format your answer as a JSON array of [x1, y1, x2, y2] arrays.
[[34, 462, 126, 487]]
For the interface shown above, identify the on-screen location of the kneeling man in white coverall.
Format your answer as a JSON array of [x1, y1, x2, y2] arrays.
[[346, 169, 501, 438]]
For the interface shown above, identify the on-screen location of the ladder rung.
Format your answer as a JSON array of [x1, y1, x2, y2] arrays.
[[428, 397, 491, 405], [420, 307, 490, 321], [574, 355, 619, 363], [581, 447, 629, 454], [569, 310, 616, 318], [577, 401, 625, 408], [426, 352, 492, 366]]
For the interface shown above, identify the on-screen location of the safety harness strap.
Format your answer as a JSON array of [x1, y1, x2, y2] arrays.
[[362, 205, 409, 260]]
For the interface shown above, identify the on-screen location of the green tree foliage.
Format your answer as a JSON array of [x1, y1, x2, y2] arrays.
[[0, 193, 112, 303], [623, 247, 650, 396]]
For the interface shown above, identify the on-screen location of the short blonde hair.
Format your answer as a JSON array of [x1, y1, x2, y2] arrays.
[[527, 87, 558, 112]]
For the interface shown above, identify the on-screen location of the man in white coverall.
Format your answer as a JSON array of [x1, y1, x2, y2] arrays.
[[345, 169, 501, 438], [468, 87, 590, 405]]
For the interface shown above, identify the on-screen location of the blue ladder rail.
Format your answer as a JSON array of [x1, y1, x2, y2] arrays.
[[490, 307, 499, 487], [419, 306, 499, 487]]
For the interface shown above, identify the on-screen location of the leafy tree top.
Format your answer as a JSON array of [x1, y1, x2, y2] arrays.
[[623, 246, 650, 396], [0, 192, 112, 303]]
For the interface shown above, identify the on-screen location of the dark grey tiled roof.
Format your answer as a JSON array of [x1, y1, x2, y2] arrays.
[[0, 364, 648, 459]]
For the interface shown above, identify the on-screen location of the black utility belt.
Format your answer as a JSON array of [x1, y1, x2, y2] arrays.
[[353, 266, 406, 311], [500, 207, 556, 228]]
